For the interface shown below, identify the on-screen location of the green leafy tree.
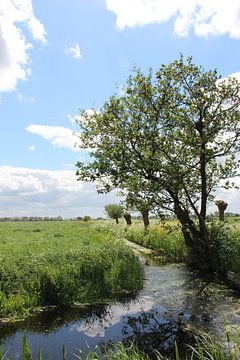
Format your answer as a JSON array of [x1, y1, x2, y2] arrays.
[[83, 215, 91, 222], [76, 56, 240, 270], [104, 204, 124, 224]]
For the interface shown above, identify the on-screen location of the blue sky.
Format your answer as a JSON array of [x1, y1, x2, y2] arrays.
[[0, 0, 240, 218]]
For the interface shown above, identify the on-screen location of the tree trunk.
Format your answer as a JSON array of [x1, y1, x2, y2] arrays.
[[115, 217, 119, 224], [141, 210, 149, 229], [173, 201, 198, 248], [215, 201, 228, 221], [173, 198, 212, 270], [218, 208, 225, 221], [124, 213, 132, 226]]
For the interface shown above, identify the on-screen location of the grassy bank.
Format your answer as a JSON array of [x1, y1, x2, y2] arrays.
[[95, 220, 188, 263], [0, 221, 144, 319], [124, 221, 187, 262], [98, 217, 240, 273]]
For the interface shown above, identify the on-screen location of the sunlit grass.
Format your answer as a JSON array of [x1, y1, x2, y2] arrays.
[[0, 221, 144, 319], [94, 218, 188, 263]]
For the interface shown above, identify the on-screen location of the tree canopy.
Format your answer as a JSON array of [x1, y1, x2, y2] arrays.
[[76, 56, 240, 269], [104, 204, 124, 224]]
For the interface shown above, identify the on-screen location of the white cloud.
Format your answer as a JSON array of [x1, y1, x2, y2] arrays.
[[0, 166, 117, 217], [105, 0, 240, 38], [26, 124, 81, 152], [28, 144, 36, 151], [65, 43, 82, 59], [0, 0, 46, 92], [0, 165, 238, 218], [18, 93, 35, 102]]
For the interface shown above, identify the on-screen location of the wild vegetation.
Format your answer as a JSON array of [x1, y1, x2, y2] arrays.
[[97, 216, 240, 275], [0, 221, 144, 319], [99, 219, 188, 263]]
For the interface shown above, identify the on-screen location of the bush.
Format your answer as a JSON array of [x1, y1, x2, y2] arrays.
[[208, 222, 240, 274]]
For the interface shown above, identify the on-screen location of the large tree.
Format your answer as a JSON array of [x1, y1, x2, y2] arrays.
[[76, 56, 240, 269]]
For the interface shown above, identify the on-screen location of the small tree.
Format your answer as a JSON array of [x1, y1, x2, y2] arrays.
[[215, 200, 228, 221], [105, 204, 124, 224], [83, 215, 91, 222]]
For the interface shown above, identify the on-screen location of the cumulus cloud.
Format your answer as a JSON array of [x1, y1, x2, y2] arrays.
[[105, 0, 240, 38], [26, 124, 81, 152], [0, 166, 117, 217], [0, 0, 46, 92], [65, 43, 82, 59]]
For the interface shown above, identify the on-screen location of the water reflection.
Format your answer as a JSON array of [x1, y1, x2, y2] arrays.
[[1, 261, 240, 359]]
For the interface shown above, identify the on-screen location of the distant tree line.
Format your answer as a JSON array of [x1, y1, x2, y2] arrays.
[[0, 216, 64, 222]]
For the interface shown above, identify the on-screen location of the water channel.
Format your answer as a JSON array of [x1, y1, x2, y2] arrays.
[[1, 252, 240, 359]]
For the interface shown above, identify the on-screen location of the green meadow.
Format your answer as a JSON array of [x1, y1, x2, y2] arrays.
[[0, 221, 144, 319]]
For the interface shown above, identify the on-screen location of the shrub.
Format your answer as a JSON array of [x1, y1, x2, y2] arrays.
[[208, 222, 240, 274]]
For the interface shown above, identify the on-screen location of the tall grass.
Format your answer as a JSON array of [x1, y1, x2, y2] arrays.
[[208, 220, 240, 274], [1, 330, 240, 360], [99, 220, 188, 263], [0, 221, 143, 318], [99, 217, 240, 272]]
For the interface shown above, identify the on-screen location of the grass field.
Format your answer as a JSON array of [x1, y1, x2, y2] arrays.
[[0, 221, 144, 319]]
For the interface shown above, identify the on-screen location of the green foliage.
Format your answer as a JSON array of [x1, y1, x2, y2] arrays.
[[83, 215, 91, 222], [76, 55, 240, 267], [95, 219, 187, 263], [208, 221, 240, 274], [105, 204, 124, 223], [0, 221, 143, 318], [124, 222, 187, 262]]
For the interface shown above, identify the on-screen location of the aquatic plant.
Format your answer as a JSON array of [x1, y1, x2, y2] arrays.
[[1, 330, 240, 360]]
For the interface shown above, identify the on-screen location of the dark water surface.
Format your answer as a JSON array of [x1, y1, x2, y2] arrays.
[[1, 256, 240, 359]]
